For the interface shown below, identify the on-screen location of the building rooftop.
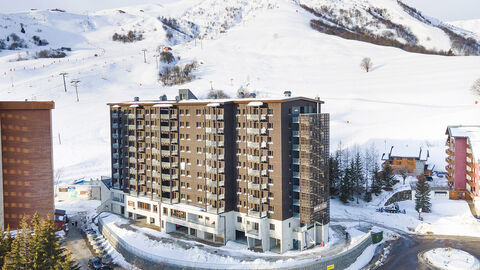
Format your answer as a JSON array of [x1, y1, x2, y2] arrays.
[[107, 96, 324, 107], [0, 101, 55, 110], [446, 125, 480, 163], [382, 144, 429, 161]]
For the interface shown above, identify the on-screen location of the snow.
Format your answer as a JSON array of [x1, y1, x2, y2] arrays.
[[55, 199, 101, 215], [449, 19, 480, 36], [423, 248, 480, 270], [0, 0, 478, 181], [382, 143, 428, 160], [332, 189, 480, 237]]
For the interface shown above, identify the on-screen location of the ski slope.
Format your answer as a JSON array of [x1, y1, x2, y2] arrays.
[[0, 0, 479, 181]]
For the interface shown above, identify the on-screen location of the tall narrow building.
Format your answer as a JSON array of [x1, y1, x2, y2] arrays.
[[445, 126, 480, 211], [0, 101, 55, 229], [104, 90, 329, 252]]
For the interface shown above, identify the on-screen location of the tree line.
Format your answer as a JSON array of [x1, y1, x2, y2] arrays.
[[0, 214, 79, 270], [328, 143, 398, 204]]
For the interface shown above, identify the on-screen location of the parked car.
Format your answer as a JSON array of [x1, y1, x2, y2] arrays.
[[88, 257, 103, 270], [376, 202, 406, 214]]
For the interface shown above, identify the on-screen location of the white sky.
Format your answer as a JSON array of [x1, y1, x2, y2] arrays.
[[1, 0, 479, 22], [403, 0, 480, 21]]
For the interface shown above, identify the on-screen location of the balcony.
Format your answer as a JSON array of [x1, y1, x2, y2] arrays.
[[129, 179, 137, 186], [128, 136, 135, 142], [446, 165, 454, 174], [248, 182, 260, 190], [112, 113, 119, 118], [292, 131, 299, 137], [260, 128, 268, 135], [247, 115, 260, 121], [113, 173, 119, 179], [128, 114, 136, 119], [206, 166, 217, 174], [152, 182, 161, 190], [161, 162, 171, 168], [247, 155, 260, 163], [128, 125, 136, 130], [292, 116, 299, 123], [136, 114, 144, 119], [113, 163, 119, 169], [248, 195, 260, 204], [445, 156, 454, 165], [160, 126, 171, 132], [129, 168, 137, 174], [292, 144, 299, 151], [112, 133, 119, 139], [162, 185, 179, 192], [261, 170, 268, 177], [112, 123, 119, 129], [129, 157, 136, 163], [247, 128, 259, 135], [292, 158, 300, 165], [446, 148, 454, 156], [247, 141, 259, 148], [205, 127, 216, 134], [247, 168, 260, 177], [113, 153, 119, 159], [128, 146, 136, 152], [293, 172, 300, 178], [113, 143, 119, 149]]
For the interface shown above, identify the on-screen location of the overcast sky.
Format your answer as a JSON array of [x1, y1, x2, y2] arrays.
[[2, 0, 480, 22], [402, 0, 480, 21]]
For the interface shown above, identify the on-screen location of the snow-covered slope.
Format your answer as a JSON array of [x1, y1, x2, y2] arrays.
[[298, 0, 480, 55], [0, 0, 479, 181], [449, 19, 480, 36]]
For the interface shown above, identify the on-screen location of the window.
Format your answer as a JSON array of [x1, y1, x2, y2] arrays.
[[137, 202, 151, 211], [270, 224, 275, 231], [186, 109, 189, 115], [153, 205, 158, 213], [58, 188, 68, 192], [237, 217, 242, 223]]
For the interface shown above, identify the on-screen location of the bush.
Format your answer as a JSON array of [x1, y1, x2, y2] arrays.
[[158, 61, 198, 86], [112, 30, 143, 43], [207, 90, 230, 99], [6, 33, 27, 50], [160, 51, 175, 64], [35, 49, 67, 59], [31, 35, 49, 46]]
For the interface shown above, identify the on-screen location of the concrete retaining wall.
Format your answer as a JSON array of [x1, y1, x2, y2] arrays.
[[99, 216, 373, 270], [385, 190, 412, 206]]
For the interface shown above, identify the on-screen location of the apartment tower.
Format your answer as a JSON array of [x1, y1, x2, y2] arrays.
[[445, 126, 479, 211], [105, 90, 329, 252], [0, 101, 55, 229]]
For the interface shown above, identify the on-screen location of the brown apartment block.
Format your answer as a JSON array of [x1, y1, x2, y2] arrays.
[[104, 89, 329, 253], [0, 101, 55, 229]]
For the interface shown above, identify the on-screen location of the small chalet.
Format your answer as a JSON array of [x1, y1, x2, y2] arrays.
[[381, 144, 431, 176]]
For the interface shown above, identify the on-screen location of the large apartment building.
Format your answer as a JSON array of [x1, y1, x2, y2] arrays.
[[0, 101, 55, 229], [445, 126, 480, 211], [103, 89, 330, 253]]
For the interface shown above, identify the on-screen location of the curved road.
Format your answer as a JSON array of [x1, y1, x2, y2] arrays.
[[379, 235, 480, 269]]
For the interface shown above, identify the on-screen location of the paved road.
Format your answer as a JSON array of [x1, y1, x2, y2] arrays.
[[379, 235, 480, 269], [65, 218, 94, 270]]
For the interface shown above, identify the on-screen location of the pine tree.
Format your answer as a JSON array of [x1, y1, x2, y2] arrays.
[[381, 163, 396, 190], [54, 250, 80, 270], [339, 167, 351, 203], [353, 152, 364, 203], [328, 156, 341, 195], [371, 162, 382, 195], [415, 175, 432, 213]]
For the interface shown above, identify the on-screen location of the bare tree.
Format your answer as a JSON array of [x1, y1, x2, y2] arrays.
[[207, 89, 230, 99], [471, 78, 480, 96], [360, 57, 373, 72], [397, 167, 409, 185]]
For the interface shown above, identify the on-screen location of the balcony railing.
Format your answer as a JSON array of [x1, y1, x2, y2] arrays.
[[247, 155, 260, 163], [248, 182, 260, 190], [247, 168, 260, 177], [113, 143, 119, 149], [112, 123, 119, 129], [247, 128, 259, 135], [247, 141, 259, 148]]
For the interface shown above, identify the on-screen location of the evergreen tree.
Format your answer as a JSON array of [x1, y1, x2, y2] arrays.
[[54, 250, 80, 270], [352, 152, 364, 203], [328, 156, 341, 195], [339, 167, 351, 203], [415, 175, 432, 213], [371, 162, 382, 195], [363, 191, 372, 202], [381, 163, 396, 189]]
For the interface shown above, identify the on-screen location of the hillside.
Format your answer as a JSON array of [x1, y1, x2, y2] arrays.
[[0, 0, 479, 181], [449, 19, 480, 36]]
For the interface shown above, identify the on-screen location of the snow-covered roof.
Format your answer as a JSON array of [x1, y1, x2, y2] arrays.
[[108, 96, 323, 106], [382, 144, 429, 161], [447, 125, 480, 163]]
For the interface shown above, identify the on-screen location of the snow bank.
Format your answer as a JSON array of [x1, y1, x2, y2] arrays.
[[422, 248, 480, 270], [55, 199, 101, 215]]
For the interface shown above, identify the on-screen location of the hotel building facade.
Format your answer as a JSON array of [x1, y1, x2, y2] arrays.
[[101, 90, 330, 252], [0, 101, 55, 229]]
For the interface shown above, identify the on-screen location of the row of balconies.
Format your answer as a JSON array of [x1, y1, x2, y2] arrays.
[[246, 114, 268, 121], [206, 205, 225, 213], [205, 153, 225, 160], [206, 192, 225, 200], [205, 127, 224, 134], [247, 182, 268, 190], [205, 140, 224, 147], [247, 209, 267, 218], [205, 114, 224, 120], [205, 166, 225, 174], [206, 178, 225, 187]]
